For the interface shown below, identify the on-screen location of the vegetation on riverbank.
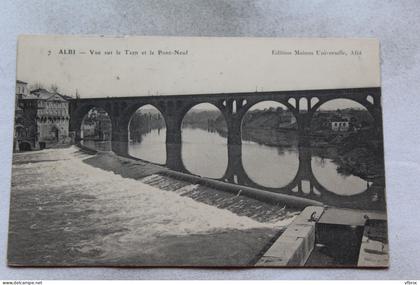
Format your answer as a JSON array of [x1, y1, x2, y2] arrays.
[[333, 130, 385, 180], [129, 111, 165, 142]]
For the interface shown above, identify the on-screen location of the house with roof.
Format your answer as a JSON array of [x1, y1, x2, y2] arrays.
[[331, 119, 350, 132], [13, 80, 30, 151], [14, 82, 71, 151]]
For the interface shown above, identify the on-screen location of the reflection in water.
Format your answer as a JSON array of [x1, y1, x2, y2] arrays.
[[127, 127, 368, 196], [129, 128, 166, 164], [181, 128, 228, 179], [81, 126, 384, 210], [241, 140, 299, 188], [311, 156, 367, 196]]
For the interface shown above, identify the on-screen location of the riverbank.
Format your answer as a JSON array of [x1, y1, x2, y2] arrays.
[[9, 147, 297, 266], [242, 128, 299, 147]]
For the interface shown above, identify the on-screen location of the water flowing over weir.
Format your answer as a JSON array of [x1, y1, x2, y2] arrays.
[[84, 122, 385, 211], [139, 174, 298, 222], [9, 147, 297, 266]]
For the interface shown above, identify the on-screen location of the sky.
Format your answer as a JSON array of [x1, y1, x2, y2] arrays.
[[17, 36, 379, 111]]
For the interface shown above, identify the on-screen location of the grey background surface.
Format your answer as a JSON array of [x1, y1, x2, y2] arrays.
[[1, 0, 419, 280]]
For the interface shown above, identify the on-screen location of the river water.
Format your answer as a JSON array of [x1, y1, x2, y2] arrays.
[[127, 127, 366, 191], [10, 147, 293, 266], [83, 126, 385, 210]]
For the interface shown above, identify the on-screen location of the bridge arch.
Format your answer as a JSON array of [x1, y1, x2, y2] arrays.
[[127, 104, 167, 165], [310, 98, 375, 129], [120, 102, 166, 128], [310, 96, 376, 116], [240, 100, 299, 188], [309, 98, 377, 197], [179, 101, 225, 123], [241, 100, 298, 135], [71, 104, 113, 141], [181, 102, 228, 179], [77, 106, 112, 152], [299, 97, 309, 112], [239, 97, 297, 117]]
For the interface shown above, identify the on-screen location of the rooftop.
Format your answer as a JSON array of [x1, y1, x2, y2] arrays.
[[28, 88, 68, 101]]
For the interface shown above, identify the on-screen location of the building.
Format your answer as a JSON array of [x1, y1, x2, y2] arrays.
[[81, 108, 112, 140], [81, 123, 96, 138], [14, 82, 71, 151], [14, 81, 30, 151], [331, 119, 350, 132], [16, 80, 30, 99]]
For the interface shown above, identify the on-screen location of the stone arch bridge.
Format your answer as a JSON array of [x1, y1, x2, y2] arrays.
[[69, 87, 384, 208], [69, 87, 382, 157]]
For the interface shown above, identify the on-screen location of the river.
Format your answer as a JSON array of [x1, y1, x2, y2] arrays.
[[10, 147, 293, 266], [82, 126, 386, 210]]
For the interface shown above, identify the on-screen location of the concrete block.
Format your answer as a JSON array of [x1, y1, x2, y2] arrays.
[[256, 206, 325, 267], [357, 235, 389, 267], [357, 219, 389, 267], [293, 206, 325, 225], [318, 208, 387, 226]]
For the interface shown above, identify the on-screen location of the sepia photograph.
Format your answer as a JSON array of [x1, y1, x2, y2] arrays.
[[8, 36, 387, 267]]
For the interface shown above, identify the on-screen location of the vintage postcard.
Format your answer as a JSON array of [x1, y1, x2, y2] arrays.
[[9, 35, 387, 267]]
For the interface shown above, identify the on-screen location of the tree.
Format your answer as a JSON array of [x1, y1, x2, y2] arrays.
[[50, 84, 59, 93], [29, 82, 44, 91]]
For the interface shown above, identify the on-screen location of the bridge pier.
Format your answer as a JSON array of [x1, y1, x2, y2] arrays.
[[111, 118, 130, 157], [226, 117, 242, 145], [296, 145, 314, 194], [74, 130, 82, 142], [296, 112, 312, 147], [223, 100, 244, 146], [111, 130, 129, 157], [223, 144, 249, 185], [165, 113, 185, 171]]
